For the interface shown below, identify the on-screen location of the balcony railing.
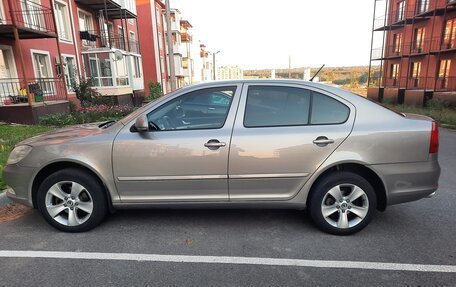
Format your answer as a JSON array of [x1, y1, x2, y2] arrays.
[[373, 37, 456, 59], [2, 0, 57, 35], [0, 78, 67, 106], [80, 30, 140, 53], [372, 76, 456, 91]]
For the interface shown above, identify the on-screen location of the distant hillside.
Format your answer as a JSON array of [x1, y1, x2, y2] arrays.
[[244, 66, 370, 87]]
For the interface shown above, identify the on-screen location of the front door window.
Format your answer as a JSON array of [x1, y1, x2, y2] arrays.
[[147, 87, 236, 131]]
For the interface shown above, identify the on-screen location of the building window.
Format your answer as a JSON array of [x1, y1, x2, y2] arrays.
[[0, 48, 15, 78], [84, 53, 114, 87], [32, 51, 56, 96], [115, 54, 128, 86], [129, 31, 137, 53], [439, 59, 451, 78], [390, 64, 399, 79], [0, 0, 6, 24], [156, 7, 161, 24], [417, 0, 429, 14], [158, 32, 163, 50], [443, 19, 456, 49], [118, 26, 125, 50], [21, 0, 44, 30], [160, 56, 165, 75], [78, 11, 93, 31], [79, 11, 93, 46], [393, 33, 402, 53], [62, 56, 77, 92], [54, 1, 72, 42], [396, 1, 405, 21], [413, 27, 425, 52], [410, 62, 421, 78], [438, 59, 451, 89], [410, 62, 421, 88], [133, 56, 141, 78], [33, 52, 52, 79]]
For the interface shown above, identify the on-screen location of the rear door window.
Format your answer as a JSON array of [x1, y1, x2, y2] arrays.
[[244, 86, 311, 127]]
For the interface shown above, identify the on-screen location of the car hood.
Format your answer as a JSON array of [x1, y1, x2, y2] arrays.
[[18, 123, 108, 146]]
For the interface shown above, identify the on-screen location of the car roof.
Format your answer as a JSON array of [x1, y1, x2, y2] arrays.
[[187, 79, 365, 104]]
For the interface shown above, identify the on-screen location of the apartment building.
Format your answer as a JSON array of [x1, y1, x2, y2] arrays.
[[217, 66, 243, 80], [368, 0, 456, 106], [180, 19, 194, 86], [136, 0, 169, 95], [0, 0, 143, 124], [199, 43, 214, 81]]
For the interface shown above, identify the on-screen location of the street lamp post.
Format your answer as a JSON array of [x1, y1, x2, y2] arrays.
[[212, 50, 220, 80]]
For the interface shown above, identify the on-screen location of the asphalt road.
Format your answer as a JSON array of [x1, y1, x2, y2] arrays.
[[0, 130, 455, 286]]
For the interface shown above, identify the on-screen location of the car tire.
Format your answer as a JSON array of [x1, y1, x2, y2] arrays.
[[36, 168, 108, 232], [308, 171, 377, 235]]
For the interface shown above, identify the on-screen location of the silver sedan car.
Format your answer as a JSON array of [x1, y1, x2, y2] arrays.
[[3, 80, 440, 235]]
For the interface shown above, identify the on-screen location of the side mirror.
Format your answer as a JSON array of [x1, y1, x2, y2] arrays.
[[135, 115, 149, 132]]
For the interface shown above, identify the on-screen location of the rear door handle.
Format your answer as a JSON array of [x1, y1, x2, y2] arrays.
[[313, 137, 335, 146], [204, 140, 226, 150]]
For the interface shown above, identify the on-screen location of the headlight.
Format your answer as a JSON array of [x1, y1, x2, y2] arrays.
[[7, 145, 32, 165]]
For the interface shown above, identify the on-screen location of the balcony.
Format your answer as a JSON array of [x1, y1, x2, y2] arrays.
[[373, 36, 456, 60], [0, 0, 57, 39], [375, 76, 456, 91], [181, 32, 192, 42], [80, 30, 140, 54], [75, 0, 136, 18], [0, 78, 67, 106], [415, 0, 456, 16]]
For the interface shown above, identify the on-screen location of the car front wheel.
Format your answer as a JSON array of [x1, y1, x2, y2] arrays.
[[308, 171, 377, 235], [36, 168, 108, 232]]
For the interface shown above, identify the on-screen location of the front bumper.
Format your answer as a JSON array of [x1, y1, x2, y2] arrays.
[[3, 164, 37, 207], [370, 155, 441, 206]]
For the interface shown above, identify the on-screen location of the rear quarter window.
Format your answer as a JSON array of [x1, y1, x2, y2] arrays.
[[310, 93, 350, 125]]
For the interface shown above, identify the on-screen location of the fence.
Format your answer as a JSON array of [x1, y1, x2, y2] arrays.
[[0, 78, 67, 106]]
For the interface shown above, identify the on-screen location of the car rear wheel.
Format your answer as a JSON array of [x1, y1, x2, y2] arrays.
[[36, 168, 108, 232], [308, 171, 377, 235]]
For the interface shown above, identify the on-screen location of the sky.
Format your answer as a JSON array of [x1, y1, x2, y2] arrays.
[[171, 0, 375, 69]]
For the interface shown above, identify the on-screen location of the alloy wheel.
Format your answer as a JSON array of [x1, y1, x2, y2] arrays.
[[45, 181, 93, 226], [320, 184, 369, 229]]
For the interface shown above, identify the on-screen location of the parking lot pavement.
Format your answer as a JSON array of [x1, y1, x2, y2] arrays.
[[0, 129, 455, 286]]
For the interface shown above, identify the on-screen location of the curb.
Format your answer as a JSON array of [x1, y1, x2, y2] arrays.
[[0, 192, 12, 208]]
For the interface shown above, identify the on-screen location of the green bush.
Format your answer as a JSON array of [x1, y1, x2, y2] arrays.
[[39, 113, 77, 126], [147, 81, 163, 101], [72, 78, 102, 107], [39, 105, 133, 127]]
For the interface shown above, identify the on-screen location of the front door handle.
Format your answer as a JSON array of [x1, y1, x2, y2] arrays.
[[204, 139, 226, 150], [313, 136, 335, 147]]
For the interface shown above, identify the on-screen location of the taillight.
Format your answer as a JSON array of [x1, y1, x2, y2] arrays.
[[429, 121, 439, 154]]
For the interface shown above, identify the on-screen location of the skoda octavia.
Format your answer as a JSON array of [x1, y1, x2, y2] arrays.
[[3, 80, 441, 235]]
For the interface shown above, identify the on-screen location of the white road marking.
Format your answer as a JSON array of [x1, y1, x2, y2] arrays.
[[0, 250, 455, 273]]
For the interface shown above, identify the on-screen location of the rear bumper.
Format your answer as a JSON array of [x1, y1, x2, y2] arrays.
[[370, 155, 441, 206], [2, 164, 36, 207]]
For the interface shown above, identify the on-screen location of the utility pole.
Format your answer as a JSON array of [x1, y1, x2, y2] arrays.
[[165, 0, 176, 91], [288, 55, 291, 78], [212, 50, 220, 80]]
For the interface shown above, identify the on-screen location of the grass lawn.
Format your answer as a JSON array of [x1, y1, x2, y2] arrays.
[[0, 125, 53, 191], [384, 104, 456, 128]]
